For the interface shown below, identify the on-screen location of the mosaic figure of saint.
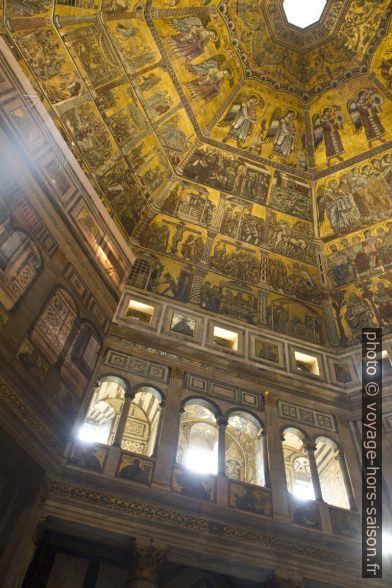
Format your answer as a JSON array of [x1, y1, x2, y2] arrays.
[[348, 89, 386, 148], [186, 56, 233, 104], [265, 109, 297, 163], [218, 95, 261, 147], [166, 16, 220, 62], [313, 106, 345, 166]]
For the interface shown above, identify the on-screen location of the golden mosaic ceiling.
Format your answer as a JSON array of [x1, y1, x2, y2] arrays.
[[2, 0, 392, 349]]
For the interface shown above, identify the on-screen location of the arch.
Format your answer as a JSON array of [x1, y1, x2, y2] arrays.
[[281, 425, 310, 443], [282, 427, 314, 500], [0, 226, 42, 309], [315, 435, 349, 509], [181, 396, 223, 419], [97, 373, 131, 390], [225, 411, 265, 486], [78, 376, 128, 445], [224, 408, 264, 430], [177, 398, 219, 474], [133, 382, 165, 403], [31, 287, 77, 364]]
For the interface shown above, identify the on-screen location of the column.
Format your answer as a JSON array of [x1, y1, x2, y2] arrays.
[[335, 449, 356, 511], [104, 386, 134, 476], [190, 268, 207, 304], [260, 430, 271, 488], [336, 414, 362, 511], [217, 417, 228, 476], [263, 391, 290, 520], [112, 387, 135, 447], [128, 541, 166, 588], [305, 443, 323, 502], [152, 367, 185, 488]]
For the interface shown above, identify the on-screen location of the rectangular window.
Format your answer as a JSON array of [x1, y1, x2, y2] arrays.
[[213, 326, 238, 351], [126, 300, 154, 323], [294, 351, 320, 376]]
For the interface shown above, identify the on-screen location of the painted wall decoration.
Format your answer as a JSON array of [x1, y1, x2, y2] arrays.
[[310, 77, 392, 169], [229, 482, 272, 516], [316, 151, 392, 239], [4, 0, 392, 348]]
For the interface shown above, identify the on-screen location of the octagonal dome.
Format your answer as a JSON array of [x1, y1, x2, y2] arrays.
[[283, 0, 327, 29]]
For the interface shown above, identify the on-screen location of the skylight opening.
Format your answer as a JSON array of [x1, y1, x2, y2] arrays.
[[283, 0, 327, 29]]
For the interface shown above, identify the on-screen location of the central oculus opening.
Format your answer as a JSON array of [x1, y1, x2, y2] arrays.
[[283, 0, 327, 29]]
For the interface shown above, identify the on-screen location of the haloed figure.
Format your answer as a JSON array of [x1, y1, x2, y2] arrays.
[[265, 109, 297, 163]]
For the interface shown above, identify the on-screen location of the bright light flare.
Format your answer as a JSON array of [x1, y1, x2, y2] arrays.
[[184, 446, 217, 475], [78, 423, 104, 444], [292, 481, 315, 501]]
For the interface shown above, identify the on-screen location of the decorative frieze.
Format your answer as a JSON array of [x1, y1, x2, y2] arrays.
[[45, 479, 360, 568], [104, 349, 170, 383], [229, 481, 272, 517], [278, 400, 336, 432], [186, 373, 264, 411]]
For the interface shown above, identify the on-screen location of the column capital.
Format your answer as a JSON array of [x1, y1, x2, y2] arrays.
[[263, 389, 277, 404], [217, 416, 229, 427], [129, 540, 166, 586], [171, 366, 186, 380], [125, 389, 135, 401], [304, 443, 317, 453]]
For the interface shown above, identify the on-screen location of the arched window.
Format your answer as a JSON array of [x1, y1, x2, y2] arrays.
[[78, 376, 127, 444], [0, 227, 41, 309], [177, 400, 218, 474], [122, 386, 162, 457], [129, 259, 151, 289], [31, 288, 77, 364], [315, 436, 349, 509], [282, 428, 314, 500], [225, 412, 264, 486]]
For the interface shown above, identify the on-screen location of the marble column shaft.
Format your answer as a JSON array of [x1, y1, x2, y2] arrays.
[[152, 367, 185, 487]]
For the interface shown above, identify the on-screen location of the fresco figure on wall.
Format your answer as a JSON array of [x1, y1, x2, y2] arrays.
[[186, 56, 233, 103], [345, 293, 374, 333], [348, 89, 385, 148], [265, 109, 297, 163], [374, 282, 392, 324], [166, 16, 220, 62], [317, 182, 360, 235], [313, 106, 345, 166], [219, 95, 261, 147]]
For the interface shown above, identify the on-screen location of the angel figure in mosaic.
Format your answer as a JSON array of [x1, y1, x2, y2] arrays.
[[186, 56, 233, 104], [348, 89, 386, 149], [166, 16, 220, 62], [218, 94, 262, 148], [265, 109, 297, 163], [313, 106, 345, 166]]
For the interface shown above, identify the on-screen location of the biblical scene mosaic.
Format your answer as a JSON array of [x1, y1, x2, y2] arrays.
[[2, 0, 392, 346]]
